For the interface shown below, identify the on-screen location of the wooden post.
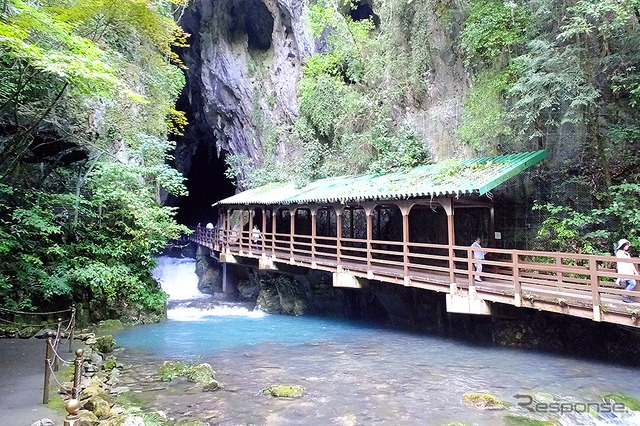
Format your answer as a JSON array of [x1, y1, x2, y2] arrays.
[[54, 318, 62, 371], [43, 331, 54, 404], [262, 208, 267, 255], [272, 208, 277, 258], [248, 207, 254, 254], [311, 207, 317, 267], [290, 208, 296, 263], [365, 205, 374, 278], [403, 213, 410, 285], [336, 209, 343, 271], [513, 251, 522, 307], [440, 198, 456, 290], [69, 304, 75, 353], [590, 257, 601, 321], [71, 348, 84, 399]]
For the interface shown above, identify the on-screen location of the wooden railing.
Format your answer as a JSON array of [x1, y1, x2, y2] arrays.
[[190, 227, 640, 326]]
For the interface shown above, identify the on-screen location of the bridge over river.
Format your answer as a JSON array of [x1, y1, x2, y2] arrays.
[[190, 150, 640, 328]]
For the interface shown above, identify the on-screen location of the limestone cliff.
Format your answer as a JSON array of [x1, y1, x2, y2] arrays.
[[175, 0, 476, 192], [176, 0, 314, 187]]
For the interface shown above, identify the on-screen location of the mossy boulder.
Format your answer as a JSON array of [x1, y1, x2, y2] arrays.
[[263, 384, 305, 398], [92, 335, 115, 353], [462, 392, 508, 409], [104, 356, 117, 371], [84, 395, 112, 419], [602, 392, 640, 411], [78, 409, 99, 425], [158, 361, 188, 381], [202, 378, 222, 391], [185, 363, 216, 383]]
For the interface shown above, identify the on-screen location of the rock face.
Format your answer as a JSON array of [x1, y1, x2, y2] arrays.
[[176, 0, 313, 187]]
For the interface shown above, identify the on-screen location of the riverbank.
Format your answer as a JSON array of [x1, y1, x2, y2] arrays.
[[0, 338, 63, 425]]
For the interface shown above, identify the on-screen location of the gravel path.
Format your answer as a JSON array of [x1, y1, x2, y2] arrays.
[[0, 338, 65, 426]]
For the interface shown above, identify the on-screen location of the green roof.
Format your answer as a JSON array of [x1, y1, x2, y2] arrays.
[[215, 150, 547, 206]]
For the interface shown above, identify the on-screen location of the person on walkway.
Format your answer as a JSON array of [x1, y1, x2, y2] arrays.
[[252, 225, 261, 250], [471, 237, 486, 282], [616, 239, 638, 303]]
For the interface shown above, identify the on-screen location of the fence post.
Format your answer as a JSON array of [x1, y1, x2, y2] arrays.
[[71, 348, 84, 399], [54, 318, 62, 371], [63, 399, 82, 426], [513, 252, 522, 307], [590, 257, 601, 322], [42, 331, 55, 404], [69, 304, 75, 353]]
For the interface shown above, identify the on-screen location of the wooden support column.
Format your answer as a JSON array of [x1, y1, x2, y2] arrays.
[[489, 206, 496, 247], [336, 208, 343, 271], [311, 206, 318, 268], [248, 207, 254, 255], [271, 208, 277, 258], [590, 257, 601, 321], [290, 208, 296, 263], [397, 201, 413, 286], [440, 198, 456, 291], [225, 209, 231, 253], [364, 204, 375, 279], [261, 208, 267, 256]]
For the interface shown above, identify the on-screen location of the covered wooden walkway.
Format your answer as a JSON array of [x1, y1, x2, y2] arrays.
[[191, 226, 640, 328], [190, 150, 640, 328]]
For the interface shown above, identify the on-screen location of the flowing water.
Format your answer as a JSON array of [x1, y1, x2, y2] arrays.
[[113, 256, 640, 426]]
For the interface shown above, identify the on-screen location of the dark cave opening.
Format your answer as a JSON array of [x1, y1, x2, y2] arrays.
[[176, 145, 236, 227], [347, 0, 380, 27], [245, 0, 273, 50]]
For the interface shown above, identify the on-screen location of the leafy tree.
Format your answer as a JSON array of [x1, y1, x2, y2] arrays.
[[0, 0, 190, 322]]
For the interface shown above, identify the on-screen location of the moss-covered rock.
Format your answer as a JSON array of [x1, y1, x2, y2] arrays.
[[158, 361, 188, 381], [601, 392, 640, 411], [462, 392, 508, 409], [84, 395, 112, 419], [202, 378, 222, 391], [92, 335, 116, 353], [185, 363, 216, 383], [104, 355, 117, 371], [263, 384, 305, 398], [77, 409, 99, 425]]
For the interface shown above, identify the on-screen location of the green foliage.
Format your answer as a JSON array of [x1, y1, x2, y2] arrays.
[[459, 68, 514, 151], [533, 183, 640, 254], [461, 0, 531, 66], [507, 40, 599, 138], [0, 0, 189, 321]]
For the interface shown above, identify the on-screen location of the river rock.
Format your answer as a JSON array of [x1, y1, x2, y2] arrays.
[[264, 384, 304, 398], [186, 363, 216, 383], [93, 335, 115, 353], [462, 392, 507, 409], [202, 378, 222, 391], [29, 419, 54, 426], [77, 409, 99, 425], [84, 395, 112, 419], [119, 416, 145, 426]]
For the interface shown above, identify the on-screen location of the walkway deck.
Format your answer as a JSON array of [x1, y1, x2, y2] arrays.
[[191, 228, 640, 328]]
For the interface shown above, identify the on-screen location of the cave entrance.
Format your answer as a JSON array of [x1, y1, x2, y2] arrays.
[[173, 145, 236, 227]]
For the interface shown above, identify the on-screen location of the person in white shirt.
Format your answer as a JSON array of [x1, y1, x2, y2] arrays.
[[471, 237, 486, 282], [616, 239, 638, 303], [252, 225, 261, 250]]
